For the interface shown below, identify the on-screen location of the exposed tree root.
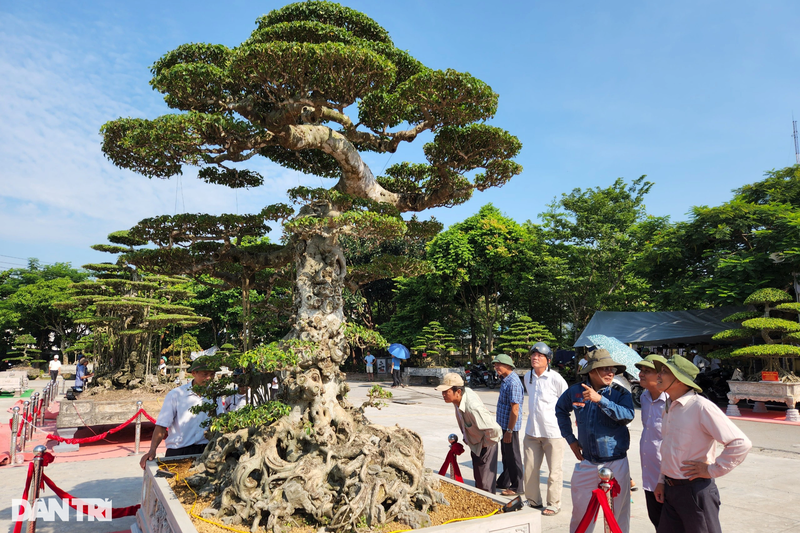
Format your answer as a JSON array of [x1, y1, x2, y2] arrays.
[[185, 368, 446, 532]]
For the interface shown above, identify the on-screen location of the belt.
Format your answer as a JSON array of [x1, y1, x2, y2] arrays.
[[664, 476, 698, 486]]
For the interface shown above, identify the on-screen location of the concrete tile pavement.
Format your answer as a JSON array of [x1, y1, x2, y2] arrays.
[[353, 380, 800, 533], [1, 377, 798, 532]]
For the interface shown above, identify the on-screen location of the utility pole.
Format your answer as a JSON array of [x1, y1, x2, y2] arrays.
[[793, 115, 800, 165]]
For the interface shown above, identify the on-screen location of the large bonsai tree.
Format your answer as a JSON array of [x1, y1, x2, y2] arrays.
[[100, 2, 521, 530]]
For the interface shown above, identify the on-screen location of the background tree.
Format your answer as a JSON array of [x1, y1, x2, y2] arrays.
[[5, 334, 44, 366], [495, 315, 556, 366], [635, 165, 800, 307], [540, 176, 661, 338], [98, 2, 522, 530], [425, 204, 534, 354], [411, 320, 456, 367]]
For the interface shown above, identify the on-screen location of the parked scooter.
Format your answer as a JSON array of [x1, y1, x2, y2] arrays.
[[465, 362, 493, 388], [696, 367, 731, 405]]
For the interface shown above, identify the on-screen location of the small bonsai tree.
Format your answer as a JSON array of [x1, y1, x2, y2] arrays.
[[711, 288, 800, 381], [496, 315, 556, 366], [5, 334, 45, 367], [411, 320, 456, 367]]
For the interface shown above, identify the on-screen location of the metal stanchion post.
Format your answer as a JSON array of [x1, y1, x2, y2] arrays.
[[21, 400, 31, 452], [61, 377, 66, 395], [42, 385, 49, 415], [598, 467, 614, 533], [134, 400, 143, 454], [26, 445, 47, 533], [10, 406, 20, 464], [35, 393, 45, 430], [27, 396, 37, 441]]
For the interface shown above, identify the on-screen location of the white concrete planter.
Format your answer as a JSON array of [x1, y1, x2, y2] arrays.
[[727, 380, 800, 421], [404, 367, 465, 386], [134, 457, 541, 533]]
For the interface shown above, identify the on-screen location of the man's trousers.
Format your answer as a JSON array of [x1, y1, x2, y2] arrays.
[[523, 434, 564, 508], [497, 431, 524, 493], [471, 443, 499, 494], [657, 478, 721, 533], [569, 456, 630, 533]]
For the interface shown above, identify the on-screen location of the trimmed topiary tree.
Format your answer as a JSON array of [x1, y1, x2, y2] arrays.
[[711, 288, 800, 381], [496, 315, 556, 366], [411, 320, 456, 367], [98, 2, 522, 531]]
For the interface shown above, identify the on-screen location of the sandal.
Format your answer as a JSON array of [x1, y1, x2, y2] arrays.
[[500, 489, 518, 496], [542, 506, 560, 516]]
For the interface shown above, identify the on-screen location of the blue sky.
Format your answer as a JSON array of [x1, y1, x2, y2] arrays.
[[2, 1, 800, 271]]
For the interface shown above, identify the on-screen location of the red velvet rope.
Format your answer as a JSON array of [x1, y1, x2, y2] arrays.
[[574, 487, 623, 533], [12, 462, 35, 533], [41, 474, 141, 519], [438, 442, 464, 483], [46, 408, 156, 444]]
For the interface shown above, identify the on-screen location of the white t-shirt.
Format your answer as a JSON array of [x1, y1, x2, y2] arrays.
[[217, 393, 247, 414], [523, 368, 568, 439], [155, 381, 211, 449], [49, 360, 62, 372], [271, 378, 279, 390]]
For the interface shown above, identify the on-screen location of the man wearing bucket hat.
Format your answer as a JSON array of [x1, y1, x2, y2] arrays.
[[492, 353, 525, 496], [634, 354, 668, 528], [555, 348, 635, 532], [140, 356, 218, 469], [653, 356, 751, 533], [436, 372, 502, 493], [522, 342, 568, 516]]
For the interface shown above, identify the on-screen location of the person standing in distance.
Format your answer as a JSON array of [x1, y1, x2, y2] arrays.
[[654, 356, 751, 533], [391, 354, 403, 388], [49, 354, 61, 382], [363, 350, 376, 381], [556, 349, 634, 533], [493, 353, 525, 496], [140, 357, 217, 469], [522, 342, 568, 516], [634, 354, 668, 529], [436, 372, 501, 493]]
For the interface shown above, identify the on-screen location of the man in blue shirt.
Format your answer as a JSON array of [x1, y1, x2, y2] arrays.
[[363, 351, 376, 381], [493, 353, 524, 496], [556, 349, 634, 533], [391, 355, 404, 388]]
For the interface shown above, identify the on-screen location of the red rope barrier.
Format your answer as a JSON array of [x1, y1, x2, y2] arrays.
[[438, 442, 465, 483], [41, 474, 141, 519], [574, 484, 623, 533], [11, 462, 35, 533], [46, 408, 156, 444]]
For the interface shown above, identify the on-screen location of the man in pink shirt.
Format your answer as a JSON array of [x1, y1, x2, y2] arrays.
[[654, 356, 751, 533]]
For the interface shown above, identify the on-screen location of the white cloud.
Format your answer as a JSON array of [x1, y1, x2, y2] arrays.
[[0, 11, 321, 261]]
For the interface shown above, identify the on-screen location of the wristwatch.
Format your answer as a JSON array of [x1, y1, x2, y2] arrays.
[[505, 429, 512, 433]]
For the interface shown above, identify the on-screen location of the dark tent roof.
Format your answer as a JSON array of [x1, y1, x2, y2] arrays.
[[573, 307, 746, 347]]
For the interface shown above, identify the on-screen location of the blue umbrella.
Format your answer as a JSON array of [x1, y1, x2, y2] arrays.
[[388, 343, 411, 360], [587, 334, 642, 378]]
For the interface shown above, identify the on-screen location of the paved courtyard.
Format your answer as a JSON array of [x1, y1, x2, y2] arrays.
[[0, 378, 798, 532]]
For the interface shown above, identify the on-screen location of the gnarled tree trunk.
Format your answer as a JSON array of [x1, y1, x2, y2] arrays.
[[186, 228, 444, 532]]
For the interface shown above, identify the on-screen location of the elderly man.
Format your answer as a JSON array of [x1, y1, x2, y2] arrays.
[[556, 349, 634, 533], [522, 342, 568, 516], [436, 372, 501, 493], [654, 356, 751, 533], [493, 353, 525, 496], [49, 354, 61, 382], [140, 357, 217, 469], [635, 354, 668, 529]]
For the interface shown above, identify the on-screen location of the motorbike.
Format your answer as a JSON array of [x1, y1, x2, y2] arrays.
[[696, 367, 731, 405], [465, 362, 494, 388]]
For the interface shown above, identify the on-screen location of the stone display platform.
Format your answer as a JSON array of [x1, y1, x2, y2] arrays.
[[135, 456, 541, 533], [404, 367, 465, 386], [727, 380, 800, 421], [54, 398, 164, 452]]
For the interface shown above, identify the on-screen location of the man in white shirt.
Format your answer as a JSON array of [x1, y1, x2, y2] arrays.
[[48, 355, 62, 382], [654, 356, 751, 533], [140, 357, 217, 469], [522, 342, 568, 516]]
